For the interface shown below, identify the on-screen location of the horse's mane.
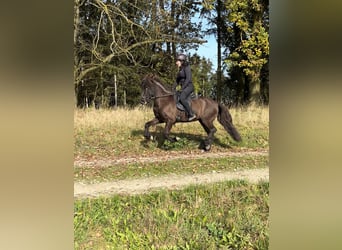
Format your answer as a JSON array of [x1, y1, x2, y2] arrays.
[[143, 73, 172, 92], [144, 73, 162, 83]]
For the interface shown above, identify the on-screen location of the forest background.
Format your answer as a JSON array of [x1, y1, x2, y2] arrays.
[[74, 0, 269, 108]]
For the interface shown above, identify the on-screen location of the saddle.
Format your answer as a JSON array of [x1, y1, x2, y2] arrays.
[[175, 91, 197, 111]]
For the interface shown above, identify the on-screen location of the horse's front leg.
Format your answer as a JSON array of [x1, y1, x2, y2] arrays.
[[144, 117, 161, 140], [164, 120, 177, 142]]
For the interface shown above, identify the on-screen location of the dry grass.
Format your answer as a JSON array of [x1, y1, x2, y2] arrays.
[[74, 106, 153, 129], [74, 105, 269, 158], [74, 105, 269, 130], [230, 104, 269, 128]]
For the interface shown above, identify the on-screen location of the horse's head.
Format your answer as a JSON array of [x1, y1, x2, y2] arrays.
[[140, 75, 155, 105]]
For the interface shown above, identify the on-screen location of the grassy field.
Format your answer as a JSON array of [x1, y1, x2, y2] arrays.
[[74, 105, 269, 159], [74, 180, 269, 250], [74, 105, 269, 249]]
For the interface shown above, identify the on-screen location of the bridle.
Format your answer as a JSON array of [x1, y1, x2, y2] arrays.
[[141, 79, 174, 104], [141, 89, 173, 104]]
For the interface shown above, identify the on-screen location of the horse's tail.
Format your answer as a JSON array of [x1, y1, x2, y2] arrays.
[[217, 103, 242, 142]]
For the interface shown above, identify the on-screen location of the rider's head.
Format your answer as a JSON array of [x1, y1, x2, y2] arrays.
[[175, 53, 188, 68], [176, 53, 187, 62]]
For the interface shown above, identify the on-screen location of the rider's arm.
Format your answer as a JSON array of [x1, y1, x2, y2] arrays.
[[183, 65, 192, 88]]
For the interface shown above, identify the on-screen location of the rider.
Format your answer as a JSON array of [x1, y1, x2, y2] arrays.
[[172, 53, 196, 121]]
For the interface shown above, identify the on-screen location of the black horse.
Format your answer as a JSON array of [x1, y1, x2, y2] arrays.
[[140, 74, 241, 151]]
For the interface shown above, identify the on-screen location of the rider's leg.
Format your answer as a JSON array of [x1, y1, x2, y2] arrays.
[[179, 87, 196, 120]]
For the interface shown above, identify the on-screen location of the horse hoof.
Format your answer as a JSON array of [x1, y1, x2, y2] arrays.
[[150, 135, 154, 140], [144, 135, 153, 141], [175, 137, 180, 141], [205, 145, 211, 151], [169, 137, 177, 143]]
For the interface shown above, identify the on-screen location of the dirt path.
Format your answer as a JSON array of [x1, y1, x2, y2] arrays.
[[74, 149, 268, 199], [74, 168, 268, 199]]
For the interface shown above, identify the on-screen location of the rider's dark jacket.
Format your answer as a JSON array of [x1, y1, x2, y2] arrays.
[[173, 63, 194, 91]]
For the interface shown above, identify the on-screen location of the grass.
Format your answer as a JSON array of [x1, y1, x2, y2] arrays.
[[74, 105, 269, 249], [74, 105, 269, 159], [74, 180, 269, 250]]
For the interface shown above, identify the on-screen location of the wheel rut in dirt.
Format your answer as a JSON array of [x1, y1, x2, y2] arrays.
[[74, 149, 268, 167], [74, 149, 268, 199]]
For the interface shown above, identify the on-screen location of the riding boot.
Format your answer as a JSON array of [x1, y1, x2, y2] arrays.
[[188, 113, 196, 121], [182, 100, 196, 121]]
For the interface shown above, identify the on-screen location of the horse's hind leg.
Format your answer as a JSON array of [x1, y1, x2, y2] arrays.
[[199, 119, 217, 151], [144, 117, 161, 140], [205, 127, 217, 151]]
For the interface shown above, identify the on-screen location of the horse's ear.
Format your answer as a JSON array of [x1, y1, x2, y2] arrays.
[[141, 74, 148, 85], [152, 74, 160, 82]]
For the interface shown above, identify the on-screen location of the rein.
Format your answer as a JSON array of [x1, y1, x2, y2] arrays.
[[150, 93, 174, 99]]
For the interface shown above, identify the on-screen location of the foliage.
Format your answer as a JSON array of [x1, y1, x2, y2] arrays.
[[224, 0, 269, 104], [74, 0, 207, 108], [189, 53, 215, 97], [74, 0, 269, 107], [74, 180, 269, 249]]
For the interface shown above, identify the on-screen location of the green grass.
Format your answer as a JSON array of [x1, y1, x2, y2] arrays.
[[75, 155, 268, 183], [74, 124, 268, 158], [74, 180, 269, 249]]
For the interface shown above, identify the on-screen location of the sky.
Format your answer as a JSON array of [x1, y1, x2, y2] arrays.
[[190, 33, 218, 71], [189, 15, 219, 72]]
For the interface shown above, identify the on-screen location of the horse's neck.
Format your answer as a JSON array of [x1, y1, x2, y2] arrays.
[[153, 80, 172, 96]]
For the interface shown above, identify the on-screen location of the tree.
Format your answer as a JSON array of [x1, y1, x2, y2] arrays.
[[74, 0, 207, 107], [189, 53, 214, 97], [224, 0, 269, 105], [200, 0, 227, 102], [74, 0, 269, 107]]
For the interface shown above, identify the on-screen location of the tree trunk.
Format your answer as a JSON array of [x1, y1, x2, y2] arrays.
[[216, 0, 223, 102], [236, 69, 245, 105], [171, 0, 177, 56], [114, 74, 117, 108], [74, 0, 81, 107], [249, 72, 261, 105]]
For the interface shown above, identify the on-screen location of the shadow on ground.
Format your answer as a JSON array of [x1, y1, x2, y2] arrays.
[[131, 127, 233, 151]]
